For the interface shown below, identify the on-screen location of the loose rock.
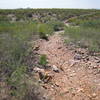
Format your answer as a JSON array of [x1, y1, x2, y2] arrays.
[[74, 54, 82, 60], [52, 65, 60, 73], [33, 67, 45, 73]]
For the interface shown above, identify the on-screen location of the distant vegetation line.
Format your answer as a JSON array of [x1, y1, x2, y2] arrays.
[[0, 9, 99, 22]]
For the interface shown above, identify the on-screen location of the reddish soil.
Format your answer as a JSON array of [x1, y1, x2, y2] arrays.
[[37, 32, 100, 100]]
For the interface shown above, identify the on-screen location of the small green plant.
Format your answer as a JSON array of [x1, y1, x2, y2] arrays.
[[7, 66, 27, 99], [38, 23, 53, 40], [39, 54, 48, 67]]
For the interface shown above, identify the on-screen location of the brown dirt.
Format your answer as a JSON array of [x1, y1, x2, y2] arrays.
[[37, 32, 100, 100]]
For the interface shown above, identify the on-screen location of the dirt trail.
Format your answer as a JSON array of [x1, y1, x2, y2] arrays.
[[37, 32, 100, 100]]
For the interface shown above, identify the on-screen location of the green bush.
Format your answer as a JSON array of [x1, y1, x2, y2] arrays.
[[0, 15, 10, 22], [68, 13, 100, 27], [64, 12, 100, 53], [7, 66, 28, 99], [81, 19, 100, 28], [0, 22, 38, 77], [39, 54, 48, 67], [0, 21, 40, 100], [48, 21, 65, 31], [64, 26, 100, 52], [38, 23, 53, 40]]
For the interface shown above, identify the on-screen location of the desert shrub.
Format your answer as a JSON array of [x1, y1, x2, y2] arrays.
[[0, 33, 27, 76], [64, 12, 100, 53], [7, 66, 39, 100], [64, 26, 100, 52], [0, 22, 38, 78], [39, 54, 48, 67], [38, 23, 53, 40], [7, 66, 27, 97], [68, 13, 100, 26], [48, 21, 65, 31], [81, 19, 100, 28], [0, 21, 41, 100], [0, 15, 10, 22]]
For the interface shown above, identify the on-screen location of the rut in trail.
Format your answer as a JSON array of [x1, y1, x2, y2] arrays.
[[37, 32, 100, 100]]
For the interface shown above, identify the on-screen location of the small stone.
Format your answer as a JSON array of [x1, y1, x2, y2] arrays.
[[69, 59, 79, 67], [33, 45, 39, 51], [93, 66, 98, 69], [72, 71, 75, 73], [70, 73, 76, 77], [38, 79, 42, 83], [74, 54, 82, 60], [77, 88, 84, 93], [47, 63, 51, 67], [58, 47, 62, 49], [52, 65, 60, 73], [33, 67, 44, 73], [51, 85, 54, 88], [92, 93, 97, 98]]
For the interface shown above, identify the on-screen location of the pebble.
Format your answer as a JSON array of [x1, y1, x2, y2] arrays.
[[74, 54, 82, 60], [70, 73, 76, 77], [33, 67, 45, 73], [52, 65, 60, 73], [92, 93, 97, 98]]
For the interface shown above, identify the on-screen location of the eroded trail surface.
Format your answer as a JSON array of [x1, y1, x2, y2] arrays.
[[36, 32, 100, 100]]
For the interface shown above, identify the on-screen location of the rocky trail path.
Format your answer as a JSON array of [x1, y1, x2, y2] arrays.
[[34, 31, 100, 100]]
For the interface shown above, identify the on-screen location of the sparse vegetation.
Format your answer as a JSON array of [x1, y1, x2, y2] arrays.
[[39, 54, 48, 67], [38, 23, 53, 40], [64, 26, 100, 52], [64, 12, 100, 53], [48, 20, 65, 31], [0, 9, 100, 100], [0, 21, 40, 100]]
